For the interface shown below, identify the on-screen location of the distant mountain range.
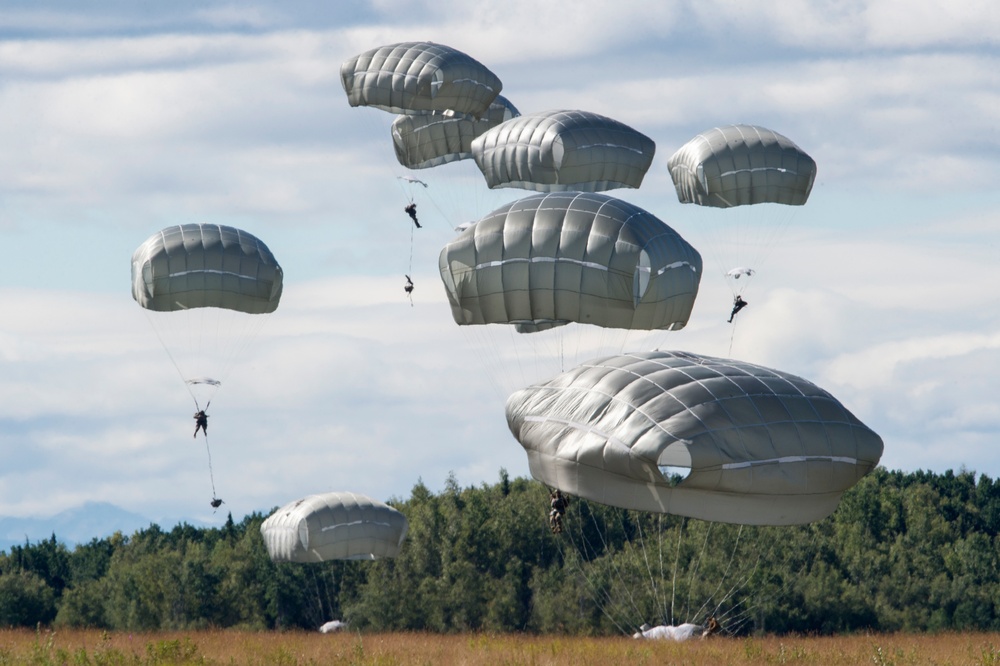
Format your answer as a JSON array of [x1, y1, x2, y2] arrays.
[[0, 502, 188, 553]]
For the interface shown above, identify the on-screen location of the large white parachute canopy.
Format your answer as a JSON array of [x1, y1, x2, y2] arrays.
[[472, 109, 656, 192], [667, 125, 816, 208], [392, 95, 520, 169], [506, 350, 883, 526], [439, 192, 702, 334], [260, 491, 409, 563], [340, 41, 502, 117], [131, 224, 283, 407]]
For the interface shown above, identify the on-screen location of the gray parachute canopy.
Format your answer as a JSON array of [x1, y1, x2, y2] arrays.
[[471, 109, 656, 192], [340, 41, 502, 117], [131, 224, 283, 314], [391, 95, 520, 169], [439, 192, 702, 334], [260, 491, 409, 563], [667, 124, 817, 208], [506, 350, 884, 525]]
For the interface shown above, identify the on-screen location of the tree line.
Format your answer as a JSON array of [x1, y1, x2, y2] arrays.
[[1, 467, 998, 635]]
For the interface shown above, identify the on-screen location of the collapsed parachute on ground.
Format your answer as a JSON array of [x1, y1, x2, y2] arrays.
[[392, 95, 520, 169], [131, 224, 283, 314], [340, 41, 502, 117], [260, 491, 409, 563], [439, 192, 702, 334], [633, 623, 707, 641], [506, 350, 883, 526], [319, 620, 348, 634], [667, 124, 816, 208], [471, 110, 656, 192]]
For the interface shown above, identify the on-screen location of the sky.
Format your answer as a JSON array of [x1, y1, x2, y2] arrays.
[[1, 1, 999, 528]]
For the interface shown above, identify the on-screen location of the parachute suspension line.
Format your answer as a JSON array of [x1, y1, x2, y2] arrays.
[[553, 503, 788, 635], [422, 190, 460, 232], [564, 506, 661, 633], [308, 565, 328, 626], [555, 506, 626, 632], [558, 332, 565, 374], [708, 533, 767, 636], [406, 223, 415, 307], [726, 524, 824, 636], [689, 522, 739, 623], [143, 309, 197, 398], [203, 433, 218, 500], [655, 513, 670, 625], [559, 507, 640, 636], [459, 324, 518, 402], [681, 519, 715, 622], [633, 511, 671, 629], [684, 520, 738, 625], [393, 176, 415, 205], [669, 517, 685, 625], [683, 526, 772, 637], [613, 510, 658, 625]]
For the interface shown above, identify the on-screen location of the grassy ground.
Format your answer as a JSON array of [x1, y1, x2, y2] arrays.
[[0, 628, 998, 665]]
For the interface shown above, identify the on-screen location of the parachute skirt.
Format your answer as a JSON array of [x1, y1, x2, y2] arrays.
[[506, 350, 884, 526], [522, 449, 852, 526]]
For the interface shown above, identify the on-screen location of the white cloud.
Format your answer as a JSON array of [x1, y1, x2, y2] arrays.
[[1, 1, 999, 523]]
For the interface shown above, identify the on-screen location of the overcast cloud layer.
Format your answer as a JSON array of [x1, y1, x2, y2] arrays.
[[1, 1, 998, 526]]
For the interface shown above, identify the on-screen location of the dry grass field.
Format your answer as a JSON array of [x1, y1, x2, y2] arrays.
[[0, 628, 998, 665]]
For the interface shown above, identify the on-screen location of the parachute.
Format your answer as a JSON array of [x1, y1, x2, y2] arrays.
[[392, 95, 520, 169], [471, 109, 656, 192], [667, 125, 816, 208], [131, 224, 283, 315], [666, 125, 817, 309], [131, 223, 283, 403], [342, 41, 514, 254], [132, 224, 283, 501], [505, 350, 883, 526], [260, 491, 409, 563], [726, 267, 754, 281], [340, 41, 502, 117], [439, 191, 702, 334]]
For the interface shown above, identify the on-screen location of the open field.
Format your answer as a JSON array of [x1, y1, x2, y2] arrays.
[[1, 629, 999, 666]]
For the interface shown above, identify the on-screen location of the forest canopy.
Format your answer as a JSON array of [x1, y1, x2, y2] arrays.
[[1, 467, 998, 635]]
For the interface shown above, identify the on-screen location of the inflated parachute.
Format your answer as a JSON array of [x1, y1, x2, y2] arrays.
[[132, 224, 283, 314], [439, 192, 702, 334], [132, 224, 283, 502], [471, 109, 656, 192], [131, 223, 282, 407], [340, 41, 502, 117], [260, 491, 409, 563], [506, 350, 883, 526], [392, 95, 520, 169], [667, 124, 816, 208]]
